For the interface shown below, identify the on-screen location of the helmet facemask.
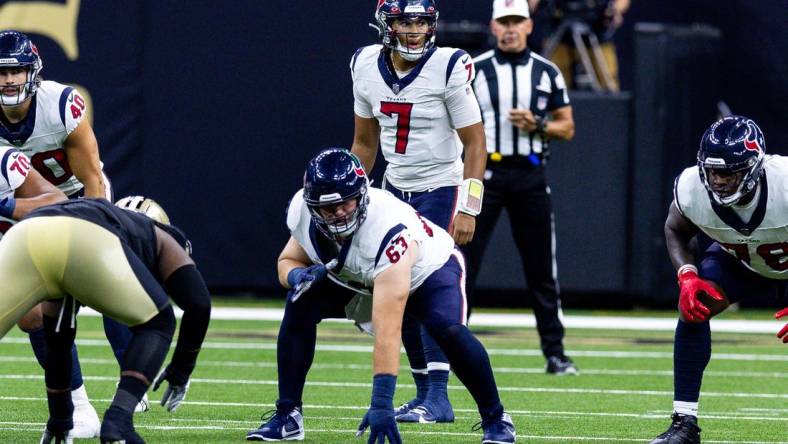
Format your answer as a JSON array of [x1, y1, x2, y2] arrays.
[[307, 188, 369, 240], [698, 153, 764, 206], [0, 64, 40, 107], [375, 7, 438, 62]]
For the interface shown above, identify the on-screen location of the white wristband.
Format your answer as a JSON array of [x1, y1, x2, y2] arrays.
[[677, 264, 698, 278], [458, 178, 484, 216]]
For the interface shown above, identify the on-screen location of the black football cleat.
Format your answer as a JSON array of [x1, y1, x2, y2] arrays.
[[649, 413, 701, 444], [545, 355, 579, 375], [100, 407, 145, 444]]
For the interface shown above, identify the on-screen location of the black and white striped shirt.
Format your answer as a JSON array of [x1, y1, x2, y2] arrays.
[[473, 48, 570, 160]]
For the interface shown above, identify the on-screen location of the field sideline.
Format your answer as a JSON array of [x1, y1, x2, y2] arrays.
[[0, 302, 785, 443]]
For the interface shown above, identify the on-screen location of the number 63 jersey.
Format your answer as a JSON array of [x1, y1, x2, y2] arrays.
[[287, 187, 456, 293], [674, 155, 788, 279], [351, 45, 482, 192], [0, 80, 90, 197]]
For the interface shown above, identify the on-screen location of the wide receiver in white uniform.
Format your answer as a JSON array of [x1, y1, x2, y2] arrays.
[[246, 149, 515, 444], [651, 116, 788, 444], [351, 0, 488, 423], [0, 29, 136, 438]]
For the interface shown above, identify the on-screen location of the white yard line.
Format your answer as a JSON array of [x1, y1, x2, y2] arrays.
[[0, 376, 785, 399], [70, 306, 782, 333], [0, 421, 783, 443], [1, 337, 785, 362], [1, 355, 783, 378]]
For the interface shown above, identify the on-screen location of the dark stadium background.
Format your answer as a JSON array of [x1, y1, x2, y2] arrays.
[[5, 0, 785, 306]]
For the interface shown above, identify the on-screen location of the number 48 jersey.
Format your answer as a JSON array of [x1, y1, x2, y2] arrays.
[[351, 45, 482, 192], [674, 155, 788, 279], [287, 187, 456, 293], [0, 80, 89, 197]]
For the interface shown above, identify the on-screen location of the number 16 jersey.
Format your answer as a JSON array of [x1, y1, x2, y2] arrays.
[[351, 45, 482, 192]]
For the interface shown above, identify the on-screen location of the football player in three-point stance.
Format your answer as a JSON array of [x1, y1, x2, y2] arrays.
[[351, 0, 488, 423], [247, 149, 515, 443], [0, 196, 212, 444], [652, 116, 788, 444]]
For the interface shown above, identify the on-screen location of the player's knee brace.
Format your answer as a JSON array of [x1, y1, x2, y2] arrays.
[[42, 315, 77, 390], [123, 306, 175, 382]]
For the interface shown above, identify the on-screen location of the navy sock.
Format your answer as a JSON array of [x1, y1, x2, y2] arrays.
[[32, 327, 84, 390], [402, 315, 426, 370], [103, 316, 133, 366], [412, 371, 428, 402], [673, 319, 711, 402], [276, 301, 317, 412], [421, 326, 450, 402], [430, 325, 502, 417]]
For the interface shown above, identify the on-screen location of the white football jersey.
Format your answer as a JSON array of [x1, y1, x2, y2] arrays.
[[351, 45, 482, 191], [674, 155, 788, 279], [0, 146, 32, 238], [287, 187, 455, 293], [0, 80, 90, 197]]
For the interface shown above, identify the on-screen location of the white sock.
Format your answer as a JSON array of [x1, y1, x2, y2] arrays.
[[673, 401, 698, 417]]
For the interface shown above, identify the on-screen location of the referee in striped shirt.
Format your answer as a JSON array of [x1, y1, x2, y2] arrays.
[[462, 0, 577, 374]]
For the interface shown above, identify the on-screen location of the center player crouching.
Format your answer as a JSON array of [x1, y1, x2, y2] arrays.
[[246, 148, 515, 443]]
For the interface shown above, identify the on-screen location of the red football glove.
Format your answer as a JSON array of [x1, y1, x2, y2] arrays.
[[776, 308, 788, 343], [677, 265, 724, 322]]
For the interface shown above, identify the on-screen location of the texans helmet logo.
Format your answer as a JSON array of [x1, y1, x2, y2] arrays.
[[743, 122, 762, 152], [350, 155, 366, 177]]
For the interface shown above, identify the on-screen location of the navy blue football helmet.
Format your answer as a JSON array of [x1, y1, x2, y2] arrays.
[[697, 115, 765, 206], [374, 0, 438, 62], [303, 148, 369, 239], [0, 30, 43, 106]]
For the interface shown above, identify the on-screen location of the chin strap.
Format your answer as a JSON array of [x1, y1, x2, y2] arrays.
[[458, 178, 484, 216]]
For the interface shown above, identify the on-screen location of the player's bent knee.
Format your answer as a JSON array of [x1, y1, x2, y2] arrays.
[[17, 304, 44, 332]]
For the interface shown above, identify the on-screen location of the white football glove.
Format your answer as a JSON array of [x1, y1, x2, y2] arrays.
[[40, 427, 73, 444], [153, 368, 191, 412]]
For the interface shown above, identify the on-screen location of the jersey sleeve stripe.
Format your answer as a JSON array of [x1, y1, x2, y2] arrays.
[[351, 47, 365, 74], [673, 175, 686, 217], [445, 49, 468, 85], [0, 148, 18, 185], [58, 86, 75, 127], [374, 223, 407, 267]]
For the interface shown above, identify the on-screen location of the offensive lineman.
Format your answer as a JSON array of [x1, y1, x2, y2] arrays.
[[0, 196, 212, 444], [351, 0, 488, 423], [0, 30, 148, 436], [246, 149, 515, 443], [651, 116, 788, 444]]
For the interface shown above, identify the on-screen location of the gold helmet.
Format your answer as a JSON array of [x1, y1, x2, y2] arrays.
[[115, 195, 170, 225]]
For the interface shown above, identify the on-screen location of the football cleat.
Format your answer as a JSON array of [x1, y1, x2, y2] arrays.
[[134, 393, 150, 413], [39, 427, 73, 444], [476, 412, 516, 444], [394, 398, 421, 416], [545, 355, 579, 375], [395, 399, 455, 423], [70, 385, 101, 438], [100, 406, 145, 444], [649, 413, 701, 444], [246, 408, 304, 441]]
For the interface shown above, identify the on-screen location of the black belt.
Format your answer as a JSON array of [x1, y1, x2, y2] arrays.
[[487, 153, 543, 168]]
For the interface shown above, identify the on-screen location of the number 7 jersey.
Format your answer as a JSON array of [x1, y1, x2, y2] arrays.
[[0, 80, 90, 197], [351, 45, 482, 192]]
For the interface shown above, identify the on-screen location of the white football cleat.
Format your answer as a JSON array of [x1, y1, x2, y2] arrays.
[[134, 393, 150, 413], [70, 385, 100, 438]]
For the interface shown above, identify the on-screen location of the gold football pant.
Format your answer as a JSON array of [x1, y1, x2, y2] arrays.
[[0, 216, 170, 338]]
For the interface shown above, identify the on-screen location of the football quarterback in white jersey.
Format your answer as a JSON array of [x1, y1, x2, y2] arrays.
[[350, 0, 486, 246], [349, 0, 487, 426], [246, 149, 515, 444], [651, 116, 788, 444]]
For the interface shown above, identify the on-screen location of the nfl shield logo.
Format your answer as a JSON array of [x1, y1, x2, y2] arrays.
[[392, 83, 401, 94], [537, 96, 547, 110]]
